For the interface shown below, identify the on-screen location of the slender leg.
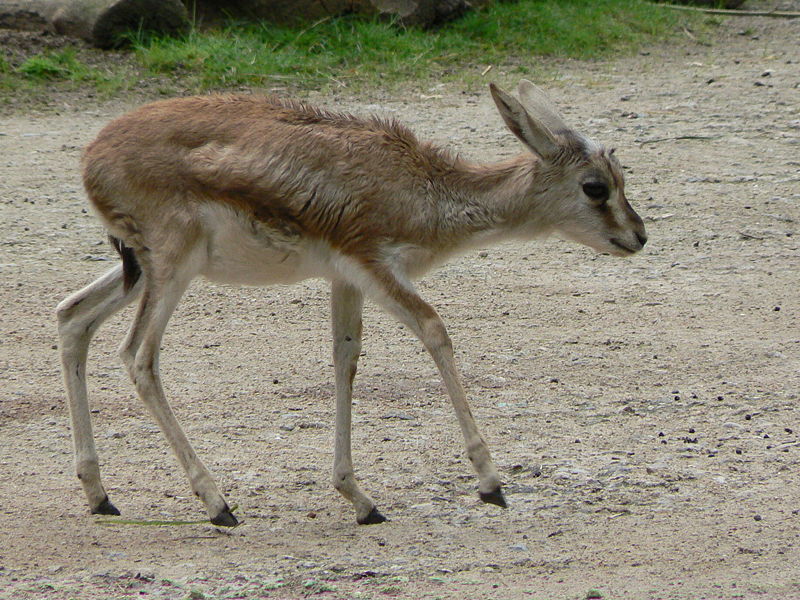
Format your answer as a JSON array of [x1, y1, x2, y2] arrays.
[[330, 280, 386, 524], [125, 266, 237, 526], [370, 268, 506, 507], [56, 265, 142, 514]]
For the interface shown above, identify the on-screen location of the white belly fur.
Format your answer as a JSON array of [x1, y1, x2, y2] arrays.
[[198, 204, 325, 286], [195, 204, 445, 293]]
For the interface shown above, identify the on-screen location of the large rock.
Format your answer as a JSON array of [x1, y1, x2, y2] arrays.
[[0, 1, 49, 31], [0, 1, 48, 31], [51, 0, 189, 48], [0, 0, 190, 48], [189, 0, 476, 28], [370, 0, 472, 26], [671, 0, 746, 6]]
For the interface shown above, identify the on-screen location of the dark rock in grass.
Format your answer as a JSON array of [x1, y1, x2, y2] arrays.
[[190, 0, 482, 28], [666, 0, 745, 7], [0, 0, 190, 48]]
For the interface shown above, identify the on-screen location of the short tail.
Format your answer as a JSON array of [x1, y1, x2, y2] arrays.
[[108, 235, 142, 292]]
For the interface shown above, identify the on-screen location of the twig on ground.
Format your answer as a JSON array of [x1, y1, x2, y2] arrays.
[[682, 26, 711, 46], [656, 3, 800, 18], [638, 135, 718, 146]]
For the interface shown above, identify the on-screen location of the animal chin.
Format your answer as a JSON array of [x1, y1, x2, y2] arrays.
[[609, 238, 637, 255]]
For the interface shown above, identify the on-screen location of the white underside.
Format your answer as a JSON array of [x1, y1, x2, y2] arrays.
[[198, 204, 329, 286]]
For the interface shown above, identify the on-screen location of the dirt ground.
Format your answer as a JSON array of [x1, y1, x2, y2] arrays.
[[1, 5, 799, 600]]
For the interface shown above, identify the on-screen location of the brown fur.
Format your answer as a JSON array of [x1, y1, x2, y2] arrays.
[[83, 95, 538, 263]]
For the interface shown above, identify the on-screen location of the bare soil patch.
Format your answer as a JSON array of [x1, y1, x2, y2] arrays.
[[1, 7, 799, 599]]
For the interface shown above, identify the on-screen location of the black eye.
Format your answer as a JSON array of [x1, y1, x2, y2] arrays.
[[583, 182, 609, 204]]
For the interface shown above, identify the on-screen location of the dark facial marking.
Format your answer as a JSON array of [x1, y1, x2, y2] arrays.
[[583, 182, 609, 204]]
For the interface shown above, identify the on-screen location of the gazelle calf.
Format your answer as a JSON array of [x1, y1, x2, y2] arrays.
[[56, 81, 646, 526]]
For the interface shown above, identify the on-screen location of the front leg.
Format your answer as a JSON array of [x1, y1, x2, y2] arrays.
[[370, 268, 506, 508], [330, 280, 386, 524]]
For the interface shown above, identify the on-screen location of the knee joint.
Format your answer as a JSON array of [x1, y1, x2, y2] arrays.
[[421, 319, 452, 353]]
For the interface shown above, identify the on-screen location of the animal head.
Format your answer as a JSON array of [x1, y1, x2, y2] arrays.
[[490, 80, 647, 256]]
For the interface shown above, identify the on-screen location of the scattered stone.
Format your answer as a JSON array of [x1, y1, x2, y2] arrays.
[[646, 461, 671, 475]]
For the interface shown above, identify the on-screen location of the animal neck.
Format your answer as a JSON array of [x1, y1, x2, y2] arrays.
[[434, 154, 554, 252]]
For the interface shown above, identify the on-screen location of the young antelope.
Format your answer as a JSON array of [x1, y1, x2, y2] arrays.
[[56, 81, 646, 526]]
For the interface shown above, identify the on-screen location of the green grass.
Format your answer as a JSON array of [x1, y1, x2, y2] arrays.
[[17, 49, 90, 80], [132, 0, 683, 91], [0, 48, 126, 97], [1, 0, 691, 98]]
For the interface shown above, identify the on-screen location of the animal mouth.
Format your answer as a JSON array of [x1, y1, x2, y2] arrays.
[[609, 238, 638, 254]]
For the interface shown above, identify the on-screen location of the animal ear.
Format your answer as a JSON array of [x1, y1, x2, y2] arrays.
[[516, 79, 569, 133], [489, 82, 559, 160]]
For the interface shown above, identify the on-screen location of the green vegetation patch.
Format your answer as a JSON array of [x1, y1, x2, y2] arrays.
[[0, 47, 127, 99], [17, 49, 90, 80], [132, 0, 684, 91], [1, 0, 691, 99]]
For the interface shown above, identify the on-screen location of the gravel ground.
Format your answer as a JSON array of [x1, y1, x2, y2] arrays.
[[1, 4, 799, 599]]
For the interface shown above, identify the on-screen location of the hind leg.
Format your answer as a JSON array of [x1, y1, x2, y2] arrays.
[[56, 264, 142, 514], [122, 254, 237, 526]]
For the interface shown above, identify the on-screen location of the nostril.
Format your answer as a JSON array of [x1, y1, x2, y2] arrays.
[[636, 232, 648, 247]]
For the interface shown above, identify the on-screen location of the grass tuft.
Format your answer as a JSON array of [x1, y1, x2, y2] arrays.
[[3, 47, 127, 97], [18, 49, 93, 81]]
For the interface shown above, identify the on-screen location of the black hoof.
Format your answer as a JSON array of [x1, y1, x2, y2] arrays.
[[92, 496, 121, 516], [210, 507, 239, 527], [479, 486, 508, 508], [357, 507, 388, 525]]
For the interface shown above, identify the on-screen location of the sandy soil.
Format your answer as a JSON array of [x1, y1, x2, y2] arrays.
[[1, 6, 799, 600]]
